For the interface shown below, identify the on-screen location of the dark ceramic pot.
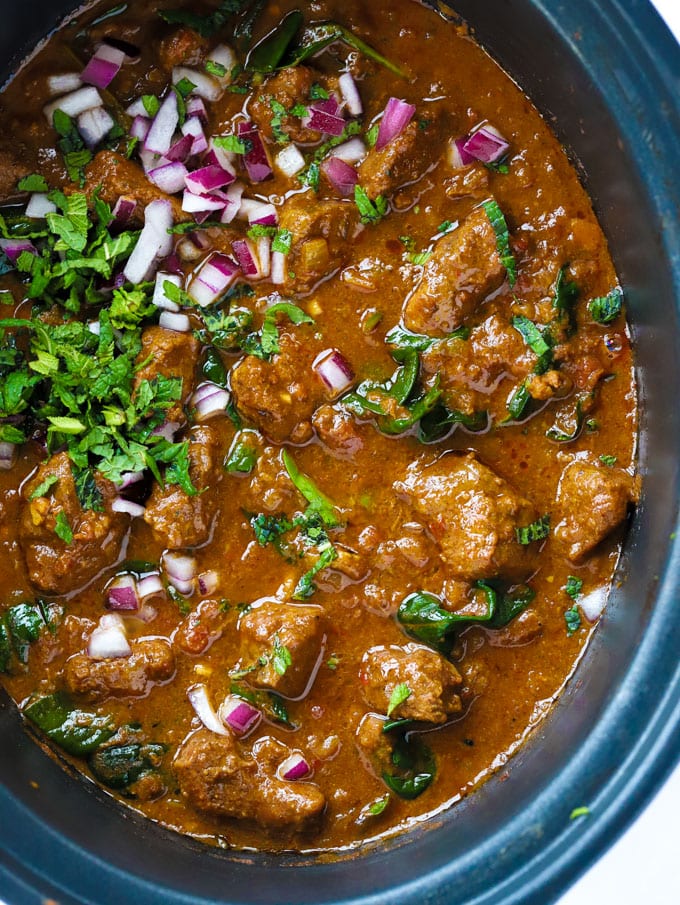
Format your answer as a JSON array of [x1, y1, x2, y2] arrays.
[[0, 1, 679, 903]]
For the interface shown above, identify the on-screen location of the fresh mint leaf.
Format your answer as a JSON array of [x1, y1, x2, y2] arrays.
[[54, 511, 74, 545]]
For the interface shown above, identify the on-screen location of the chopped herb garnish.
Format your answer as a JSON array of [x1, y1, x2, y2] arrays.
[[409, 250, 431, 266], [564, 576, 583, 601], [141, 94, 160, 118], [387, 683, 411, 717], [158, 0, 245, 38], [293, 544, 338, 600], [271, 634, 292, 676], [366, 123, 379, 147], [326, 654, 340, 670], [250, 512, 293, 548], [515, 514, 550, 545], [29, 473, 59, 500], [310, 83, 330, 100], [268, 96, 290, 144], [599, 454, 618, 467], [213, 134, 249, 154], [482, 199, 517, 287], [437, 220, 454, 234], [588, 288, 623, 324], [354, 185, 388, 225], [272, 228, 293, 254], [17, 174, 49, 193], [565, 605, 582, 636], [226, 432, 258, 474], [54, 511, 74, 545], [282, 449, 341, 528], [366, 795, 390, 816], [205, 60, 227, 78], [511, 314, 552, 371]]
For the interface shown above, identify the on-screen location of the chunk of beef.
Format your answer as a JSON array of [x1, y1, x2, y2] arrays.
[[231, 332, 324, 444], [444, 163, 490, 201], [355, 712, 394, 777], [157, 27, 208, 71], [358, 117, 440, 200], [65, 638, 175, 703], [134, 325, 200, 425], [249, 67, 322, 144], [238, 601, 325, 698], [174, 599, 229, 655], [360, 643, 463, 723], [174, 729, 325, 829], [244, 446, 296, 513], [484, 608, 543, 647], [554, 460, 632, 562], [312, 404, 364, 457], [0, 146, 31, 201], [144, 426, 222, 548], [396, 453, 538, 582], [278, 196, 360, 290], [19, 453, 126, 594], [403, 207, 506, 336]]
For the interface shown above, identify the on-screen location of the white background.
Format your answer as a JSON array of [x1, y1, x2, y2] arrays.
[[558, 0, 680, 902]]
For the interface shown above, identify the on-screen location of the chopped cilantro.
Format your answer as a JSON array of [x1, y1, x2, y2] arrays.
[[326, 654, 340, 670], [205, 60, 227, 78], [54, 511, 73, 545], [588, 288, 623, 324], [272, 228, 293, 255], [271, 635, 292, 676], [354, 186, 388, 225], [515, 514, 550, 545], [292, 544, 338, 600], [29, 474, 59, 500], [399, 235, 415, 251], [213, 134, 248, 154], [565, 605, 581, 636], [268, 97, 290, 144], [408, 250, 431, 266], [387, 683, 411, 717], [300, 161, 320, 191], [367, 795, 390, 816], [18, 174, 49, 193], [282, 450, 341, 528], [245, 301, 314, 361], [599, 454, 618, 467], [564, 576, 583, 601], [437, 220, 454, 234], [366, 123, 379, 147], [310, 83, 330, 100], [250, 512, 293, 547], [226, 433, 258, 474], [141, 95, 160, 118]]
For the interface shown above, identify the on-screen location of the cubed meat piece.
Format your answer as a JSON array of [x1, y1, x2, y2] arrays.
[[230, 332, 324, 444], [279, 196, 360, 289], [174, 599, 229, 655], [244, 446, 296, 513], [358, 118, 440, 200], [312, 404, 364, 457], [359, 643, 463, 724], [403, 208, 506, 337], [355, 712, 395, 777], [157, 27, 209, 71], [143, 426, 222, 548], [249, 67, 322, 144], [0, 146, 31, 201], [19, 453, 127, 594], [554, 460, 632, 562], [485, 608, 543, 647], [80, 151, 187, 224], [396, 452, 539, 582], [65, 638, 175, 703], [238, 601, 326, 698], [174, 729, 325, 829], [134, 325, 200, 425]]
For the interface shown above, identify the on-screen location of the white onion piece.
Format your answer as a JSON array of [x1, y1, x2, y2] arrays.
[[182, 116, 208, 155], [207, 137, 236, 172], [159, 311, 190, 333], [0, 442, 16, 471], [220, 182, 245, 224], [270, 250, 286, 285], [188, 253, 239, 306], [330, 137, 367, 164], [148, 160, 188, 195], [87, 320, 101, 336], [277, 753, 311, 781], [338, 72, 363, 115], [207, 45, 237, 85], [164, 551, 197, 583], [172, 66, 222, 102], [192, 383, 230, 421], [77, 105, 115, 149], [186, 96, 208, 122], [152, 421, 180, 442], [579, 587, 608, 623], [137, 574, 164, 599], [187, 684, 230, 736], [112, 497, 146, 517], [145, 92, 179, 156], [123, 199, 173, 284], [275, 143, 306, 177], [177, 238, 204, 263], [182, 191, 225, 215], [137, 603, 158, 623], [47, 72, 82, 96], [130, 115, 151, 141], [219, 695, 261, 736], [44, 86, 103, 123], [88, 621, 132, 660], [25, 193, 58, 219], [99, 614, 126, 630], [125, 97, 147, 117], [118, 470, 146, 489], [238, 198, 277, 226], [313, 349, 354, 395], [153, 272, 181, 311]]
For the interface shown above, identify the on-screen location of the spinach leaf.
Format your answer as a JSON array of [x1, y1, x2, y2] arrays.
[[88, 741, 165, 791], [24, 692, 115, 755], [382, 735, 435, 800], [545, 394, 589, 443], [282, 449, 341, 528], [226, 431, 259, 474], [246, 9, 304, 71], [482, 199, 516, 287], [282, 21, 407, 78], [418, 404, 488, 443], [588, 287, 623, 324]]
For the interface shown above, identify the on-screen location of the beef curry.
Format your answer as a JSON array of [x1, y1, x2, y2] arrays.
[[0, 0, 637, 852]]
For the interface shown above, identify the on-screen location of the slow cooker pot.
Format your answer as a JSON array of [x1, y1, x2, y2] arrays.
[[1, 1, 679, 903]]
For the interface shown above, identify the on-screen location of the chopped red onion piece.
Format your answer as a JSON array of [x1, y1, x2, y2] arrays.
[[88, 619, 131, 660], [187, 684, 230, 736], [376, 97, 416, 151], [172, 66, 222, 102], [77, 106, 115, 149], [123, 199, 173, 284], [0, 442, 16, 470], [448, 137, 475, 169], [256, 236, 271, 279], [320, 156, 358, 197], [182, 190, 226, 215], [153, 272, 181, 311], [145, 91, 179, 156], [106, 574, 139, 611], [165, 133, 193, 163], [159, 311, 190, 332], [25, 193, 57, 219], [198, 570, 219, 596], [193, 385, 230, 421], [125, 97, 148, 117], [221, 182, 245, 224], [0, 239, 37, 263], [237, 122, 272, 183], [192, 381, 226, 404], [180, 116, 208, 156], [47, 72, 82, 96], [118, 470, 146, 489], [313, 349, 354, 395], [164, 551, 198, 584], [44, 86, 103, 123], [189, 253, 239, 306], [304, 107, 345, 137], [112, 195, 137, 226], [238, 198, 277, 226], [270, 250, 286, 286], [148, 160, 189, 195], [137, 574, 164, 600], [206, 139, 235, 173], [338, 72, 363, 116], [186, 96, 208, 122], [219, 695, 261, 736], [139, 147, 161, 175], [185, 164, 235, 195], [152, 420, 179, 442], [232, 238, 260, 278], [462, 124, 509, 164], [313, 96, 340, 117], [207, 44, 237, 86], [81, 44, 126, 89], [278, 753, 311, 782], [275, 144, 306, 177], [137, 603, 158, 623], [330, 137, 367, 164], [112, 497, 146, 518]]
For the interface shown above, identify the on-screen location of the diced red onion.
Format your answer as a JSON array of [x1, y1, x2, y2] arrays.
[[177, 238, 204, 262], [313, 96, 341, 117], [321, 156, 358, 197], [0, 239, 37, 263], [145, 91, 179, 156], [313, 349, 354, 395], [376, 97, 416, 151], [206, 139, 235, 173], [198, 570, 219, 596], [102, 36, 140, 61], [25, 193, 57, 219], [172, 66, 222, 102], [275, 144, 306, 177], [256, 236, 271, 279], [187, 684, 230, 736], [112, 195, 137, 226], [189, 253, 239, 306], [186, 96, 208, 122], [137, 603, 158, 623], [192, 383, 230, 420], [106, 574, 139, 611], [237, 122, 272, 183], [123, 199, 173, 284], [232, 238, 260, 278], [47, 72, 82, 96], [448, 137, 475, 169], [81, 44, 126, 89], [221, 182, 245, 224], [304, 106, 345, 137], [165, 133, 194, 163], [164, 551, 197, 584], [159, 311, 190, 332], [270, 250, 286, 286], [0, 442, 16, 470], [152, 420, 179, 442], [137, 574, 164, 600], [129, 115, 150, 143], [207, 45, 237, 86], [182, 190, 226, 215], [238, 198, 277, 227], [153, 272, 181, 311], [88, 618, 131, 660], [77, 106, 115, 149], [126, 97, 148, 117], [462, 124, 510, 164], [148, 160, 189, 195], [330, 137, 367, 164], [162, 251, 184, 276], [44, 86, 103, 123], [185, 164, 235, 195], [338, 72, 363, 116], [278, 753, 311, 782], [219, 695, 261, 736], [139, 147, 162, 175], [112, 497, 146, 517], [118, 470, 146, 489]]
